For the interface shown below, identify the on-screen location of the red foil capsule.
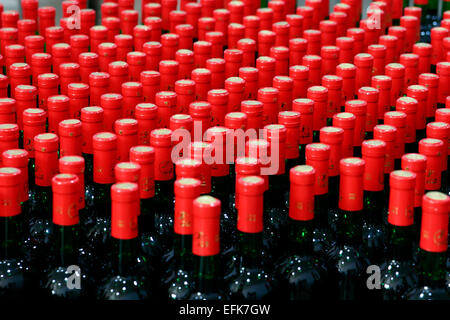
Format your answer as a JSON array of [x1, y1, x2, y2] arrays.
[[97, 42, 118, 73], [2, 149, 30, 204], [31, 53, 52, 85], [100, 93, 123, 132], [293, 98, 314, 145], [358, 87, 379, 133], [270, 46, 289, 76], [89, 72, 110, 107], [24, 35, 44, 63], [174, 177, 201, 234], [396, 97, 418, 144], [37, 7, 55, 37], [373, 124, 397, 174], [189, 142, 213, 193], [23, 108, 46, 157], [227, 23, 245, 49], [185, 2, 201, 35], [0, 28, 18, 56], [159, 60, 179, 91], [387, 170, 416, 226], [204, 126, 232, 177], [329, 11, 348, 37], [418, 73, 439, 119], [236, 175, 265, 233], [45, 26, 64, 56], [385, 63, 406, 107], [81, 106, 104, 156], [413, 42, 433, 75], [205, 31, 225, 59], [336, 36, 354, 64], [419, 191, 450, 253], [115, 118, 138, 162], [436, 108, 450, 124], [257, 7, 274, 30], [371, 75, 392, 121], [256, 56, 275, 88], [214, 9, 230, 38], [384, 111, 407, 160], [239, 67, 258, 100], [110, 182, 139, 239], [161, 33, 180, 60], [333, 112, 356, 157], [225, 77, 245, 113], [140, 70, 160, 104], [155, 91, 177, 128], [279, 111, 301, 159], [67, 83, 89, 119], [197, 17, 215, 42], [175, 158, 202, 181], [36, 73, 58, 111], [206, 58, 226, 89], [258, 30, 276, 57], [289, 65, 309, 100], [79, 8, 96, 36], [21, 0, 39, 21], [362, 139, 387, 191], [175, 49, 195, 79], [108, 61, 129, 94], [129, 145, 155, 199], [406, 84, 428, 131], [175, 79, 195, 114], [387, 26, 406, 61], [175, 24, 194, 50], [48, 95, 70, 134], [367, 44, 386, 76], [58, 156, 86, 211], [322, 75, 343, 119], [9, 63, 31, 98], [192, 195, 221, 256], [320, 20, 337, 46], [101, 2, 119, 19], [0, 75, 6, 98], [354, 53, 374, 90], [5, 44, 25, 74], [400, 53, 419, 88], [58, 63, 80, 95], [336, 63, 357, 103], [127, 52, 146, 82], [258, 87, 279, 126], [144, 17, 162, 42], [170, 114, 193, 152], [192, 68, 212, 101], [120, 9, 139, 36], [142, 41, 162, 71], [289, 38, 308, 66], [307, 85, 328, 133], [241, 100, 264, 130], [346, 28, 365, 56], [303, 29, 321, 55], [436, 62, 450, 105], [59, 119, 82, 157], [263, 124, 287, 175], [339, 157, 365, 212], [228, 1, 245, 24], [34, 133, 59, 187], [133, 25, 151, 52], [189, 101, 212, 136], [0, 98, 16, 124], [208, 89, 229, 127], [320, 46, 339, 76], [272, 21, 290, 47], [427, 122, 450, 169], [237, 39, 256, 68], [234, 157, 261, 210], [305, 143, 331, 195], [320, 126, 344, 176], [379, 35, 398, 66], [345, 100, 367, 147], [114, 34, 134, 61], [121, 82, 143, 118], [135, 103, 157, 145], [243, 15, 260, 41], [273, 76, 293, 112], [431, 27, 449, 66], [0, 124, 19, 165], [419, 138, 444, 190], [224, 48, 243, 78], [0, 167, 22, 217], [14, 85, 37, 130], [70, 35, 89, 63]]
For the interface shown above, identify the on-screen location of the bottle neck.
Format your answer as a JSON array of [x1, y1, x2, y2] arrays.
[[53, 224, 80, 266], [336, 208, 363, 246], [314, 193, 330, 230], [387, 224, 415, 261], [237, 231, 264, 269], [328, 175, 340, 210], [111, 237, 139, 276], [363, 190, 385, 225], [193, 254, 221, 294], [0, 215, 24, 260], [173, 233, 193, 271], [417, 249, 447, 287], [211, 175, 231, 210], [155, 179, 174, 212], [92, 181, 112, 218], [139, 197, 156, 233], [34, 185, 53, 219], [268, 173, 286, 206], [287, 219, 314, 256], [82, 152, 93, 185]]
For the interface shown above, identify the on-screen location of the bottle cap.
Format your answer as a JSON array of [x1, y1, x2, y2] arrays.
[[192, 195, 221, 256], [388, 170, 416, 226], [420, 191, 450, 252], [339, 157, 365, 211], [111, 182, 139, 240], [237, 175, 265, 233], [0, 167, 21, 217], [174, 177, 202, 235], [115, 161, 141, 183], [52, 173, 80, 225], [289, 165, 315, 221]]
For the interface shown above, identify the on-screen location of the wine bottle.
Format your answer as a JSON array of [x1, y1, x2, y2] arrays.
[[98, 182, 153, 300], [226, 175, 278, 300], [165, 177, 202, 299], [380, 170, 418, 300], [407, 191, 450, 300], [189, 195, 228, 300], [328, 157, 370, 300], [276, 165, 329, 300], [361, 139, 387, 264], [0, 167, 31, 297], [43, 173, 89, 299]]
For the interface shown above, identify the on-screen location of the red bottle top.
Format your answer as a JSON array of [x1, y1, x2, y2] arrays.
[[292, 98, 314, 145], [362, 139, 386, 191], [435, 108, 450, 124], [208, 89, 229, 127], [307, 85, 328, 132], [2, 149, 29, 203], [344, 99, 367, 147], [239, 67, 259, 100], [320, 126, 344, 177], [373, 124, 397, 174], [34, 133, 59, 187], [336, 36, 355, 63], [150, 128, 174, 181], [189, 141, 213, 193], [111, 182, 139, 240], [174, 177, 202, 235], [258, 30, 276, 56], [420, 191, 450, 253], [192, 195, 221, 256], [115, 162, 141, 185], [383, 111, 407, 160], [419, 138, 445, 191], [339, 157, 365, 211], [129, 145, 155, 199], [52, 173, 80, 226], [333, 112, 356, 157], [289, 165, 316, 221], [401, 153, 427, 208], [395, 96, 418, 144], [93, 132, 118, 185], [0, 98, 15, 124], [204, 126, 231, 177], [81, 106, 104, 156], [388, 170, 416, 227], [175, 158, 202, 181], [427, 121, 450, 166], [305, 142, 331, 195], [59, 119, 82, 157], [22, 107, 46, 157], [278, 111, 301, 160], [114, 118, 138, 162], [240, 100, 263, 130], [436, 62, 450, 105], [236, 175, 265, 233], [413, 42, 432, 74], [0, 167, 22, 217], [0, 123, 19, 163]]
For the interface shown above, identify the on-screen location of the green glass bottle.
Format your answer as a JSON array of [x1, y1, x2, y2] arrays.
[[381, 170, 418, 300], [327, 158, 371, 300], [227, 176, 278, 300], [189, 195, 228, 300], [0, 167, 31, 297], [164, 178, 201, 300], [277, 165, 329, 300], [43, 173, 89, 299], [407, 192, 450, 300], [362, 140, 388, 265], [98, 182, 153, 300]]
